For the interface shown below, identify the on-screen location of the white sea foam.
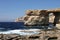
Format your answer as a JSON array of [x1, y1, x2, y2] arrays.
[[0, 29, 40, 35]]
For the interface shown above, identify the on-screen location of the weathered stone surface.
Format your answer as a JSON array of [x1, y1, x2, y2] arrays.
[[25, 10, 33, 15], [15, 10, 48, 25], [15, 8, 60, 26], [49, 13, 55, 23], [0, 29, 60, 40], [24, 10, 48, 25]]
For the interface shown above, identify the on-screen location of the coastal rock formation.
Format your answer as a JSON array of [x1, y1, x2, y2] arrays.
[[0, 29, 60, 40], [47, 9, 60, 29], [23, 10, 48, 25], [16, 8, 60, 27]]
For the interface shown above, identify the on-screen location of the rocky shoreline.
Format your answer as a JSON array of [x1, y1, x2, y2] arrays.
[[0, 34, 28, 40], [0, 29, 60, 40]]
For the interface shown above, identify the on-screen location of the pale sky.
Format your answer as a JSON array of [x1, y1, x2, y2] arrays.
[[0, 0, 60, 22]]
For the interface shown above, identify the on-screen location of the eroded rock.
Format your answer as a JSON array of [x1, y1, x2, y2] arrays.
[[15, 9, 60, 26]]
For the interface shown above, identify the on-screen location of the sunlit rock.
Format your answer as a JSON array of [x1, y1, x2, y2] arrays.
[[15, 8, 60, 26], [56, 24, 60, 29], [49, 13, 55, 23]]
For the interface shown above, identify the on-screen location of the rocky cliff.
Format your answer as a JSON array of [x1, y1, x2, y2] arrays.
[[15, 9, 60, 27], [15, 10, 49, 26]]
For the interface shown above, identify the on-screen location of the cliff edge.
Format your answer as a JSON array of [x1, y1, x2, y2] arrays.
[[15, 8, 60, 28]]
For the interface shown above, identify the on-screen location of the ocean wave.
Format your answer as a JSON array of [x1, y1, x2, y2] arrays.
[[0, 29, 40, 36]]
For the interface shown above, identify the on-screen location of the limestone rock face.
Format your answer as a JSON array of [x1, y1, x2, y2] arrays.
[[26, 10, 41, 16], [15, 8, 60, 26], [23, 10, 48, 25], [24, 16, 40, 25], [15, 10, 49, 26], [49, 13, 55, 23]]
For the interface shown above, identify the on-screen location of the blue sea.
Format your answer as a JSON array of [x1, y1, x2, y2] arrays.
[[0, 22, 24, 31], [0, 22, 43, 31], [0, 22, 41, 35]]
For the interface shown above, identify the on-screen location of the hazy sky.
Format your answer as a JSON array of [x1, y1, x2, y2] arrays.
[[0, 0, 60, 22]]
